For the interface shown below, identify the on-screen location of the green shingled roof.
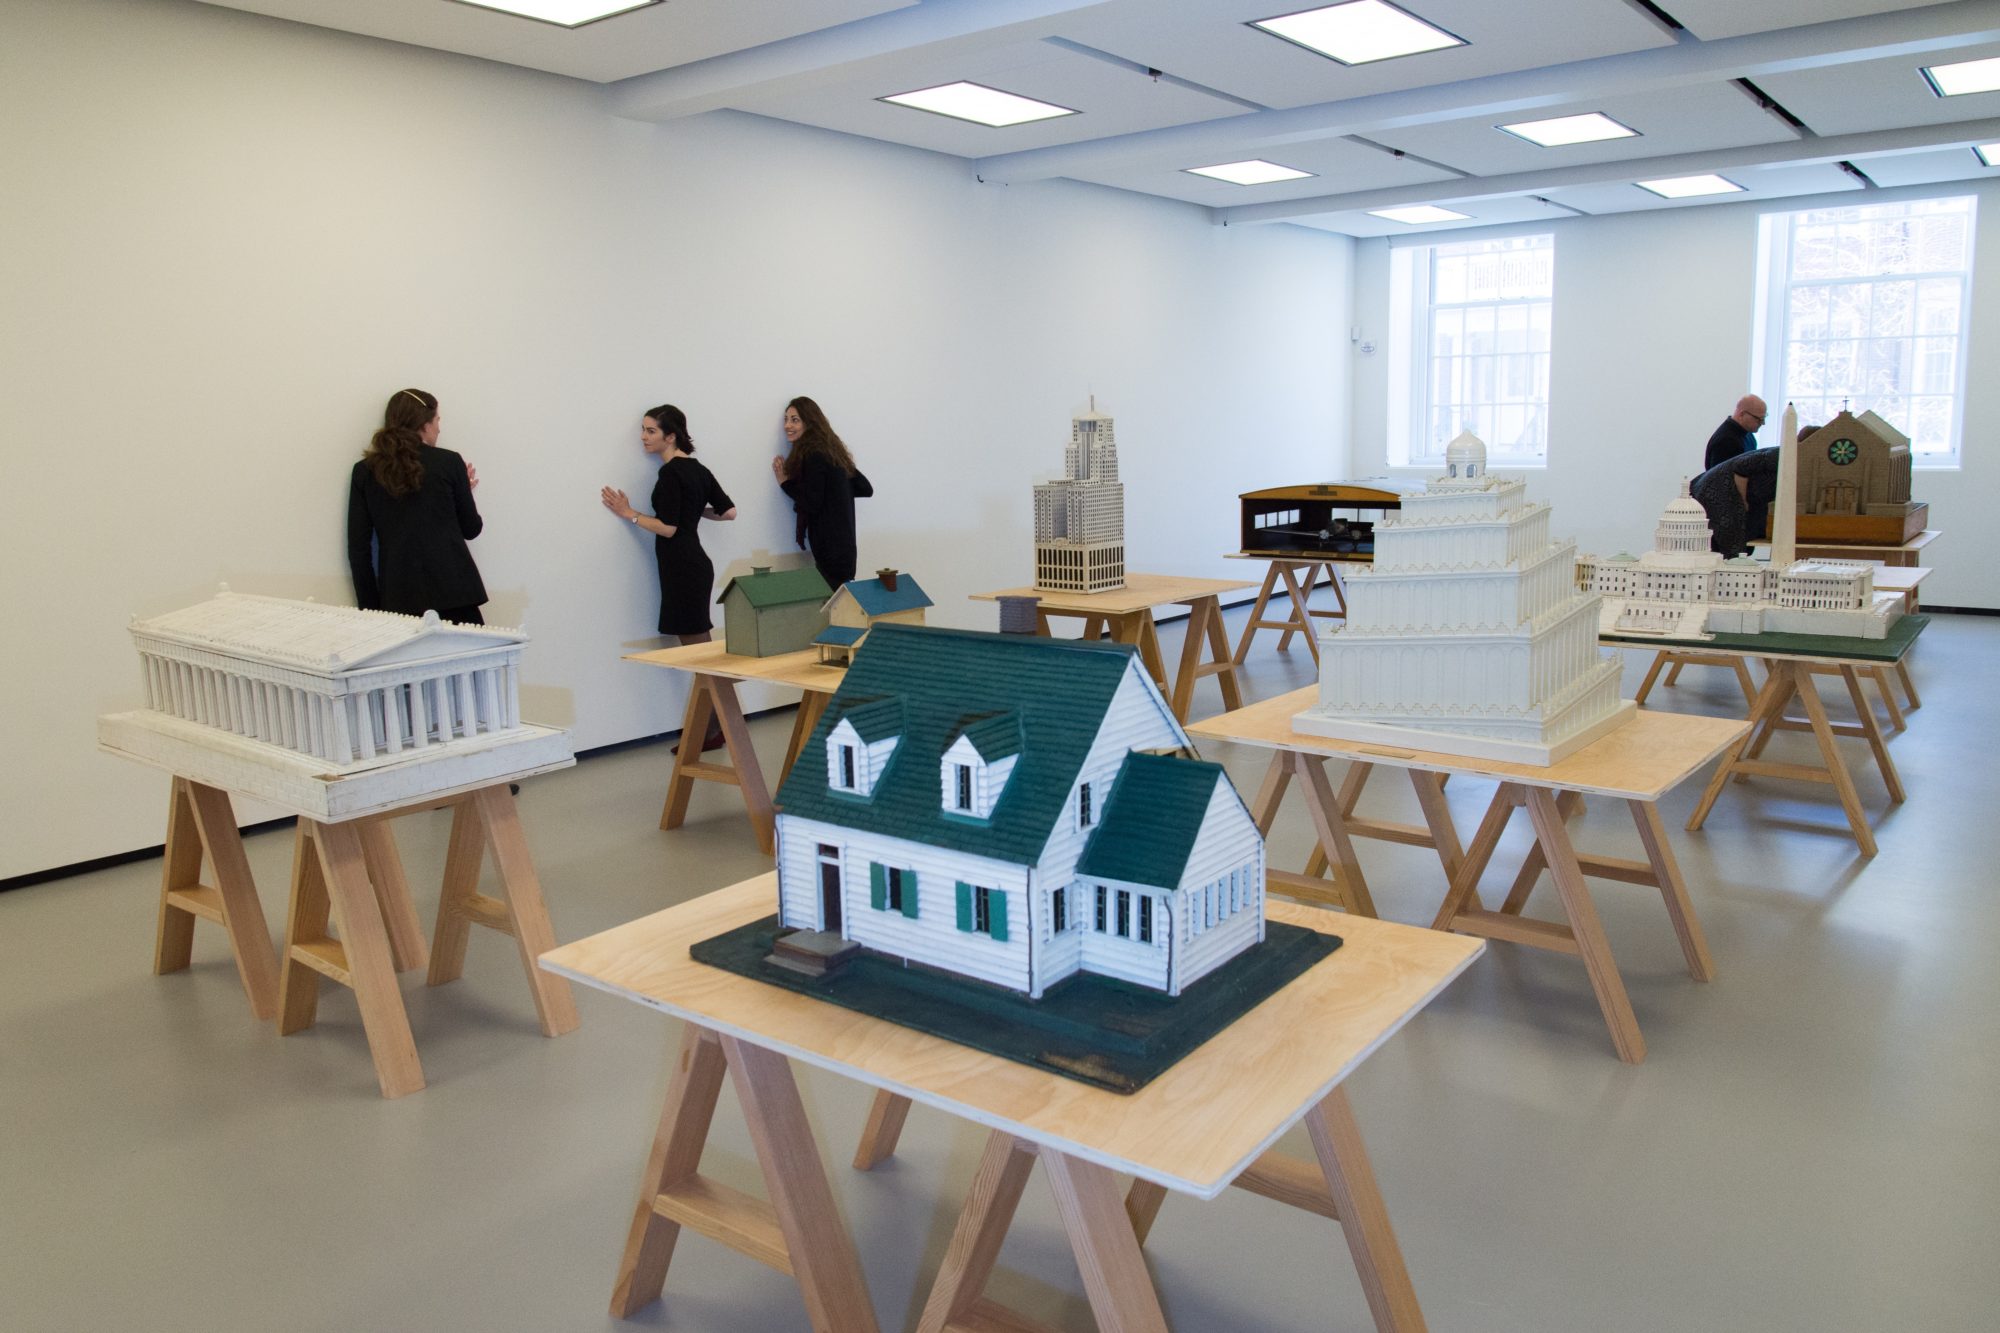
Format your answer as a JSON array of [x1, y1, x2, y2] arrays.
[[715, 566, 832, 608], [838, 696, 904, 743], [777, 624, 1151, 865], [952, 711, 1023, 762], [1075, 751, 1227, 889]]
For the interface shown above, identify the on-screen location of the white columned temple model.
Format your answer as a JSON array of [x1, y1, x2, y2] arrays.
[[1294, 432, 1635, 765], [1033, 398, 1126, 593], [100, 592, 572, 819]]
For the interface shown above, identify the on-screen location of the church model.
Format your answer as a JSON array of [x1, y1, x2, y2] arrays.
[[771, 624, 1264, 999], [1294, 433, 1633, 765], [1579, 488, 1903, 641], [1033, 398, 1125, 594], [101, 591, 572, 819], [1786, 409, 1927, 544]]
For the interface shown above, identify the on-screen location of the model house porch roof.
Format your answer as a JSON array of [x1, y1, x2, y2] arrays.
[[1075, 752, 1230, 890]]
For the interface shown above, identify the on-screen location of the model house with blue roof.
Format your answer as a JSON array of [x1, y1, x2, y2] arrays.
[[773, 623, 1266, 998], [813, 569, 933, 665]]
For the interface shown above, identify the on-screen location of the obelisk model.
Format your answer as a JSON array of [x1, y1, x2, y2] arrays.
[[1772, 401, 1799, 567]]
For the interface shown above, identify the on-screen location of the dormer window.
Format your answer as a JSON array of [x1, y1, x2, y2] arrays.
[[825, 698, 902, 800], [940, 711, 1020, 820]]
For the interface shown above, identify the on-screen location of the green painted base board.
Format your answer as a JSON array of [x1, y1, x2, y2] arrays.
[[690, 916, 1341, 1094], [1604, 613, 1928, 663]]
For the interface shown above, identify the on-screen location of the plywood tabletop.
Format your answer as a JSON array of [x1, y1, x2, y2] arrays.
[[1223, 552, 1366, 565], [541, 875, 1480, 1200], [970, 572, 1257, 614], [1752, 529, 1939, 556], [1186, 688, 1749, 801], [1871, 566, 1931, 590], [624, 640, 848, 692]]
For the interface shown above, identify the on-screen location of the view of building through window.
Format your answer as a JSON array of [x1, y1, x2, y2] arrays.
[[1759, 196, 1974, 466]]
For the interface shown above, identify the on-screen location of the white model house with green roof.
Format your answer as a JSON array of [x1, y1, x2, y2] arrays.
[[773, 623, 1265, 998]]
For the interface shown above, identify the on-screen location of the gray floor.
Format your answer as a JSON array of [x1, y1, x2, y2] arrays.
[[6, 608, 1999, 1332]]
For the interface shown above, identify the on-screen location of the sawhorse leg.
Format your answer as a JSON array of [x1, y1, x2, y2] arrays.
[[611, 1025, 878, 1329], [658, 672, 774, 855], [1168, 594, 1245, 722], [1248, 750, 1377, 916], [152, 777, 280, 1021], [779, 689, 831, 787]]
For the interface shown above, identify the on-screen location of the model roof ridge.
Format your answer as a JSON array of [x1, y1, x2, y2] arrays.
[[715, 565, 832, 607], [862, 621, 1138, 659], [830, 572, 934, 617]]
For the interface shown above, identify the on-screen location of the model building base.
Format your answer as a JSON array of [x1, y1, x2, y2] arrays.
[[97, 710, 573, 821], [1292, 698, 1637, 766], [691, 914, 1340, 1094]]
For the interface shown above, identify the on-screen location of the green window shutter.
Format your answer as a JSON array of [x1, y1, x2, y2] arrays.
[[989, 889, 1009, 943], [870, 863, 886, 911], [901, 868, 920, 919], [955, 881, 972, 932]]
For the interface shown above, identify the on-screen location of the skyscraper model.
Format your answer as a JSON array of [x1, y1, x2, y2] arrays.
[[1033, 397, 1125, 593], [1295, 432, 1634, 765]]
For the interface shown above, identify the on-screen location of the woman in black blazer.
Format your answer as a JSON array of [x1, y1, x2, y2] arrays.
[[347, 388, 488, 624], [770, 395, 872, 591]]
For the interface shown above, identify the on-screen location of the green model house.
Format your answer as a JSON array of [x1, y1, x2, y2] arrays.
[[716, 566, 834, 658]]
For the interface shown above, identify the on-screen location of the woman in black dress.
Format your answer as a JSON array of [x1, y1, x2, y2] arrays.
[[347, 387, 488, 624], [600, 403, 737, 641], [770, 395, 871, 590]]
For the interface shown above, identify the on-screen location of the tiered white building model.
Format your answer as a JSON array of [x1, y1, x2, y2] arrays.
[[1033, 398, 1125, 593], [1294, 433, 1634, 765], [100, 592, 572, 820], [1577, 483, 1904, 640]]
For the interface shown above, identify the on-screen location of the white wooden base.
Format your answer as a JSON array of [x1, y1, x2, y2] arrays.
[[98, 711, 573, 821]]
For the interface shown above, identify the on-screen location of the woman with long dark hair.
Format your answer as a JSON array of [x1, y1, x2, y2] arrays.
[[600, 403, 737, 642], [346, 387, 488, 624], [770, 395, 872, 590]]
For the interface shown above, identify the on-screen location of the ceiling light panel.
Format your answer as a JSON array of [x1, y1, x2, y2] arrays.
[[1979, 143, 2000, 167], [880, 81, 1077, 127], [1923, 55, 2000, 97], [1251, 1, 1465, 66], [1369, 204, 1470, 224], [1636, 173, 1743, 198], [1499, 112, 1638, 147], [1185, 159, 1316, 185], [450, 0, 659, 26]]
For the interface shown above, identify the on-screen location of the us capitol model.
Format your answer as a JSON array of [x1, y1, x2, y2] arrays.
[[1580, 407, 1904, 640], [1033, 398, 1125, 594], [1293, 433, 1633, 765]]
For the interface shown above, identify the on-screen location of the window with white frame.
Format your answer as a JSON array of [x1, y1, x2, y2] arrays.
[[1755, 195, 1975, 467], [1389, 232, 1554, 468]]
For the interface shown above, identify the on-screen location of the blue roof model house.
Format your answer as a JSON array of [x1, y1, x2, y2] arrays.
[[774, 623, 1266, 998], [813, 568, 934, 665]]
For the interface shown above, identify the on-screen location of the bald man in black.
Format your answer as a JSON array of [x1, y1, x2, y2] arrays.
[[1704, 394, 1767, 471]]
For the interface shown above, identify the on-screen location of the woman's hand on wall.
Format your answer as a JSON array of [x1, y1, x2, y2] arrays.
[[600, 485, 634, 520]]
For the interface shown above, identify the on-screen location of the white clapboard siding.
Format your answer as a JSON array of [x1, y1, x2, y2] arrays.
[[938, 737, 1016, 820], [1075, 880, 1172, 990], [1172, 780, 1268, 993], [776, 815, 1034, 993], [1033, 662, 1189, 896], [1039, 884, 1086, 984]]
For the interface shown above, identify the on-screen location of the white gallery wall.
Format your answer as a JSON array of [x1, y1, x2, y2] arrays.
[[1348, 185, 2000, 613], [0, 0, 1351, 881]]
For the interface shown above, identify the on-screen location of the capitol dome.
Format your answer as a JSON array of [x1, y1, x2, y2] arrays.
[[1443, 430, 1487, 480], [1654, 479, 1712, 555]]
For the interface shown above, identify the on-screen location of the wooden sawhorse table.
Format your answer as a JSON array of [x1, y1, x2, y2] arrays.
[[625, 641, 848, 855], [1224, 552, 1359, 666], [543, 876, 1481, 1333], [1186, 692, 1747, 1063], [277, 782, 579, 1098], [973, 572, 1255, 722]]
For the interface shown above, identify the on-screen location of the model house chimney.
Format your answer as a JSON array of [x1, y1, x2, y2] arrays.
[[751, 565, 771, 576], [877, 568, 898, 591], [996, 595, 1041, 635]]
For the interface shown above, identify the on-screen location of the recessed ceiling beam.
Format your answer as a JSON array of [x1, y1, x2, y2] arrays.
[[1214, 116, 2000, 224], [610, 0, 1112, 122], [972, 0, 2000, 184]]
